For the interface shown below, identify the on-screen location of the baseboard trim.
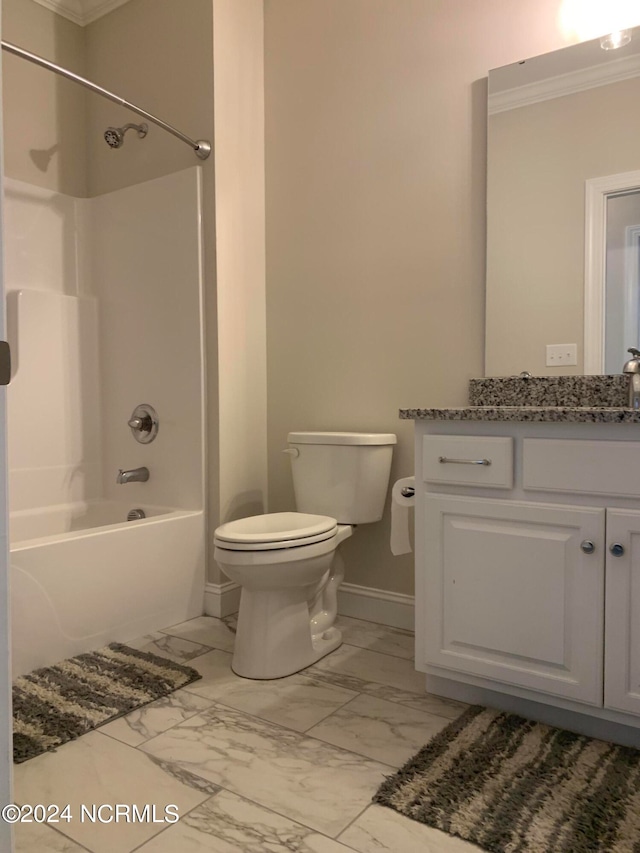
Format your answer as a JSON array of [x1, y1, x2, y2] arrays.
[[204, 579, 414, 630], [338, 582, 414, 631], [204, 581, 241, 619]]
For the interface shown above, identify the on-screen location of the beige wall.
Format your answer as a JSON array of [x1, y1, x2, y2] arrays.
[[486, 77, 640, 377], [85, 0, 214, 197], [213, 0, 267, 531], [3, 0, 591, 603], [2, 0, 88, 196], [264, 0, 571, 595]]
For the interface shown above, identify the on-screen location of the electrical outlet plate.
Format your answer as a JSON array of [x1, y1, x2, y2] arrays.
[[546, 343, 577, 367]]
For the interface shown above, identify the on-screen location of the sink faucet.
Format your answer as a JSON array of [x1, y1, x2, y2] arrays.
[[116, 467, 149, 484], [623, 348, 640, 409]]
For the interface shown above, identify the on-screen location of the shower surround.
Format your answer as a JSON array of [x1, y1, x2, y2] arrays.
[[6, 167, 206, 676]]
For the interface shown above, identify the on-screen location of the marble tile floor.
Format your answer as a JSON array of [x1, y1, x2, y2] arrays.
[[13, 614, 480, 853]]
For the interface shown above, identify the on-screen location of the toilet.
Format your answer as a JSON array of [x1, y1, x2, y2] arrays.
[[213, 431, 397, 679]]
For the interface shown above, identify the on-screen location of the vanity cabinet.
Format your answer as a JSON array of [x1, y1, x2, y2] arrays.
[[414, 421, 640, 731], [423, 495, 605, 705], [604, 509, 640, 716]]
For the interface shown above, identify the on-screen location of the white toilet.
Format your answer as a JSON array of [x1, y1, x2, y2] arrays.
[[213, 431, 397, 679]]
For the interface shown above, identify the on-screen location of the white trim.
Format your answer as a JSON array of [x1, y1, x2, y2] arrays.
[[338, 582, 414, 632], [203, 579, 415, 630], [31, 0, 132, 26], [624, 225, 640, 350], [489, 53, 640, 115], [79, 0, 132, 25], [584, 170, 640, 373], [31, 0, 84, 25], [204, 580, 241, 619]]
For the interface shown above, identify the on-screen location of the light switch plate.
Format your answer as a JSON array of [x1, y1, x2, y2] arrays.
[[546, 343, 578, 366]]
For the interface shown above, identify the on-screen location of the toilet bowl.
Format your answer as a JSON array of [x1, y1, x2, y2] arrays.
[[214, 431, 396, 680], [214, 512, 352, 679]]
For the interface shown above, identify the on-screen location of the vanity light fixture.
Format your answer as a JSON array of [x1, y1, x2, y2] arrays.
[[600, 28, 632, 49], [559, 0, 639, 45]]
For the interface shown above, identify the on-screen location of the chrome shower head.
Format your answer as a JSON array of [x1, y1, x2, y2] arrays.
[[104, 127, 123, 148], [104, 122, 148, 149]]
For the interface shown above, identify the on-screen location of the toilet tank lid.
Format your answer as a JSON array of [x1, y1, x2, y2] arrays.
[[287, 431, 397, 446]]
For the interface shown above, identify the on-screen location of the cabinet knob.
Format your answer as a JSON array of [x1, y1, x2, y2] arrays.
[[610, 543, 625, 557], [580, 540, 595, 554]]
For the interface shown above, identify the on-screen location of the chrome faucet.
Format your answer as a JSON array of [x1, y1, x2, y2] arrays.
[[116, 466, 149, 484], [623, 348, 640, 409]]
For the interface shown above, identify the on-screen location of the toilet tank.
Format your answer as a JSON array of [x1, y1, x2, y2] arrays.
[[287, 432, 397, 524]]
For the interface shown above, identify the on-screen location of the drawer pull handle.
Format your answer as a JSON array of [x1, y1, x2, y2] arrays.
[[581, 540, 595, 554], [438, 456, 492, 466], [610, 543, 625, 557]]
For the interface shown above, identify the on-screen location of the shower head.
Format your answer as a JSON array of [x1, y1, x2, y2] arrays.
[[104, 122, 148, 149], [104, 127, 123, 148]]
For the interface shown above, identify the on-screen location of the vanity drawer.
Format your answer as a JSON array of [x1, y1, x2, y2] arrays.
[[523, 439, 640, 497], [422, 435, 513, 488]]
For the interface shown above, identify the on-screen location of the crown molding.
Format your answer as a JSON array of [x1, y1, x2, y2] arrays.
[[488, 53, 640, 115], [31, 0, 133, 27]]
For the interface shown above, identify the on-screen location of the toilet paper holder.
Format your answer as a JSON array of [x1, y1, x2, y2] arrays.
[[391, 476, 415, 556]]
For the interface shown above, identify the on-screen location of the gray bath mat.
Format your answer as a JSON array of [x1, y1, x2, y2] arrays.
[[12, 643, 201, 763], [374, 705, 640, 853]]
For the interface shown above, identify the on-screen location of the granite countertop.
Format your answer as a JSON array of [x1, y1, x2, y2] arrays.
[[400, 375, 640, 423], [399, 405, 640, 423]]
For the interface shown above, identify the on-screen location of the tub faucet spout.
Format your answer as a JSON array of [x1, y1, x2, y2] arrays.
[[117, 466, 149, 484]]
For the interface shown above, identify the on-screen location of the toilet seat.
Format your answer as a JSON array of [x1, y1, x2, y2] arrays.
[[214, 512, 338, 552]]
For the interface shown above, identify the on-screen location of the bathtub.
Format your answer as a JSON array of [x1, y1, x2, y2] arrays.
[[10, 501, 205, 676]]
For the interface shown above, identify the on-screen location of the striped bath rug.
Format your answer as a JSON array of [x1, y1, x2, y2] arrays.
[[12, 643, 201, 763], [374, 705, 640, 853]]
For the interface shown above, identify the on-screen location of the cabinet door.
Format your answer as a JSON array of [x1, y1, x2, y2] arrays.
[[605, 509, 640, 715], [423, 495, 605, 704]]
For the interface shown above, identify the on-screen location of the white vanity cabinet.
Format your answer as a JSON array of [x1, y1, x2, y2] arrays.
[[423, 494, 605, 704], [604, 508, 640, 716], [414, 420, 640, 735]]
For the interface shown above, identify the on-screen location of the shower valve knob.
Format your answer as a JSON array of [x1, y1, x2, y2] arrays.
[[128, 404, 159, 444], [128, 415, 151, 432]]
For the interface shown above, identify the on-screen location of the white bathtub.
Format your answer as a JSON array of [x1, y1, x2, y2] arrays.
[[10, 501, 205, 676]]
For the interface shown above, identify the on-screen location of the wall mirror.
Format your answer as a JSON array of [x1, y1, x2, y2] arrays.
[[485, 26, 640, 376]]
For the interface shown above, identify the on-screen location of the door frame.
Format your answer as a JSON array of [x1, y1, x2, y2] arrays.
[[0, 1, 14, 848], [584, 169, 640, 374]]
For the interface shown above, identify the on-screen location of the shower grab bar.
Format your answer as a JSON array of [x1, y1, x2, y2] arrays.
[[1, 40, 211, 160]]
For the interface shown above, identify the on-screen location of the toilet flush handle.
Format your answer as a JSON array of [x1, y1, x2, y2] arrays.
[[282, 447, 300, 458]]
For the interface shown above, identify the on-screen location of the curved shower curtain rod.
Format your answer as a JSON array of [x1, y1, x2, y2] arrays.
[[1, 40, 211, 160]]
